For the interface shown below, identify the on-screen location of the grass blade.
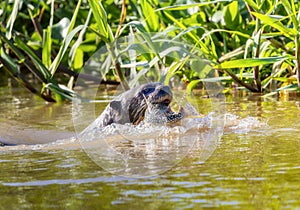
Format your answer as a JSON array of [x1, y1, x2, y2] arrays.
[[49, 25, 85, 76], [42, 0, 54, 68], [244, 0, 259, 12], [0, 48, 55, 102], [5, 0, 22, 39], [163, 61, 185, 85], [281, 0, 298, 31], [88, 0, 113, 42], [120, 21, 163, 62], [156, 0, 232, 11], [214, 56, 291, 69], [164, 12, 209, 54], [0, 47, 19, 73], [49, 0, 83, 76], [0, 33, 47, 83], [140, 0, 160, 31], [14, 36, 52, 80], [42, 27, 52, 68], [67, 0, 82, 34], [69, 9, 92, 68], [252, 12, 298, 40], [263, 84, 298, 97]]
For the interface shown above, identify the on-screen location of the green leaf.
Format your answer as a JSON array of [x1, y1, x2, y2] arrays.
[[1, 47, 56, 102], [140, 0, 160, 31], [272, 77, 290, 82], [45, 83, 74, 102], [41, 0, 53, 68], [214, 56, 291, 69], [88, 0, 114, 42], [224, 1, 242, 29], [156, 0, 232, 11], [0, 47, 19, 74], [118, 42, 152, 61], [276, 83, 298, 91], [253, 28, 262, 57], [49, 25, 85, 76], [72, 48, 84, 70], [88, 26, 110, 42], [191, 59, 213, 79], [5, 0, 22, 39], [120, 21, 162, 61], [163, 12, 196, 41], [69, 9, 92, 69], [0, 33, 47, 83], [200, 73, 254, 82], [51, 18, 70, 40], [68, 0, 82, 34], [14, 36, 52, 80], [163, 60, 186, 85], [251, 12, 298, 40], [261, 66, 287, 89], [42, 27, 52, 68], [204, 29, 251, 39], [244, 0, 259, 12], [0, 0, 9, 22], [163, 12, 210, 55], [172, 25, 206, 40], [263, 84, 298, 97], [208, 35, 217, 60], [281, 0, 298, 31], [48, 0, 83, 76], [186, 80, 201, 94], [262, 91, 278, 97]]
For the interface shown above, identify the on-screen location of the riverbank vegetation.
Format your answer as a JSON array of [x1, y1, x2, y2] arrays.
[[0, 0, 299, 102]]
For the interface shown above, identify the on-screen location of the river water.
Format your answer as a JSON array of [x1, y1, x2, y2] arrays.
[[0, 86, 299, 209]]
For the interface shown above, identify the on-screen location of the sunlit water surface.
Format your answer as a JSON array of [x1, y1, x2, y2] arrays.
[[0, 87, 300, 209]]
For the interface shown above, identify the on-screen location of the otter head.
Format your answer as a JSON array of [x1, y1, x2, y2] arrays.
[[128, 83, 173, 125]]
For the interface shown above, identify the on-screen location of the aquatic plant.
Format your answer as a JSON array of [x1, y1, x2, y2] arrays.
[[0, 0, 299, 102]]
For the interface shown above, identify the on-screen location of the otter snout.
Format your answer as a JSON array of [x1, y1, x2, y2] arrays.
[[148, 85, 173, 106]]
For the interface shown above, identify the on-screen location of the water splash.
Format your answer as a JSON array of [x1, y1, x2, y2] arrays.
[[77, 105, 217, 177], [224, 113, 267, 134]]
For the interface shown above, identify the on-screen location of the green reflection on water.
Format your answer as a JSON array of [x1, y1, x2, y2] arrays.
[[0, 87, 300, 209]]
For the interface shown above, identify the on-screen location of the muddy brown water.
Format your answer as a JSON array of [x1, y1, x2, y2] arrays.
[[0, 87, 299, 209]]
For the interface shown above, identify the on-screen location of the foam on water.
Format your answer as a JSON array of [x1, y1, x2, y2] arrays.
[[224, 113, 267, 134], [75, 111, 223, 177]]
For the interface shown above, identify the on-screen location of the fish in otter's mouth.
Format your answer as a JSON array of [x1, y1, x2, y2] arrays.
[[93, 82, 184, 128], [143, 91, 184, 125]]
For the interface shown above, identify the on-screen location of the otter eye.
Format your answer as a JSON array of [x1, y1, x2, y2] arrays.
[[142, 87, 155, 95]]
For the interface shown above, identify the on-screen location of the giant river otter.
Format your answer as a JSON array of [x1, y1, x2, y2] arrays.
[[0, 83, 184, 146], [91, 82, 184, 128]]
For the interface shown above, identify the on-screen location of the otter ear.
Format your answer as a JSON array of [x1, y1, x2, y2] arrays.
[[109, 101, 122, 115]]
